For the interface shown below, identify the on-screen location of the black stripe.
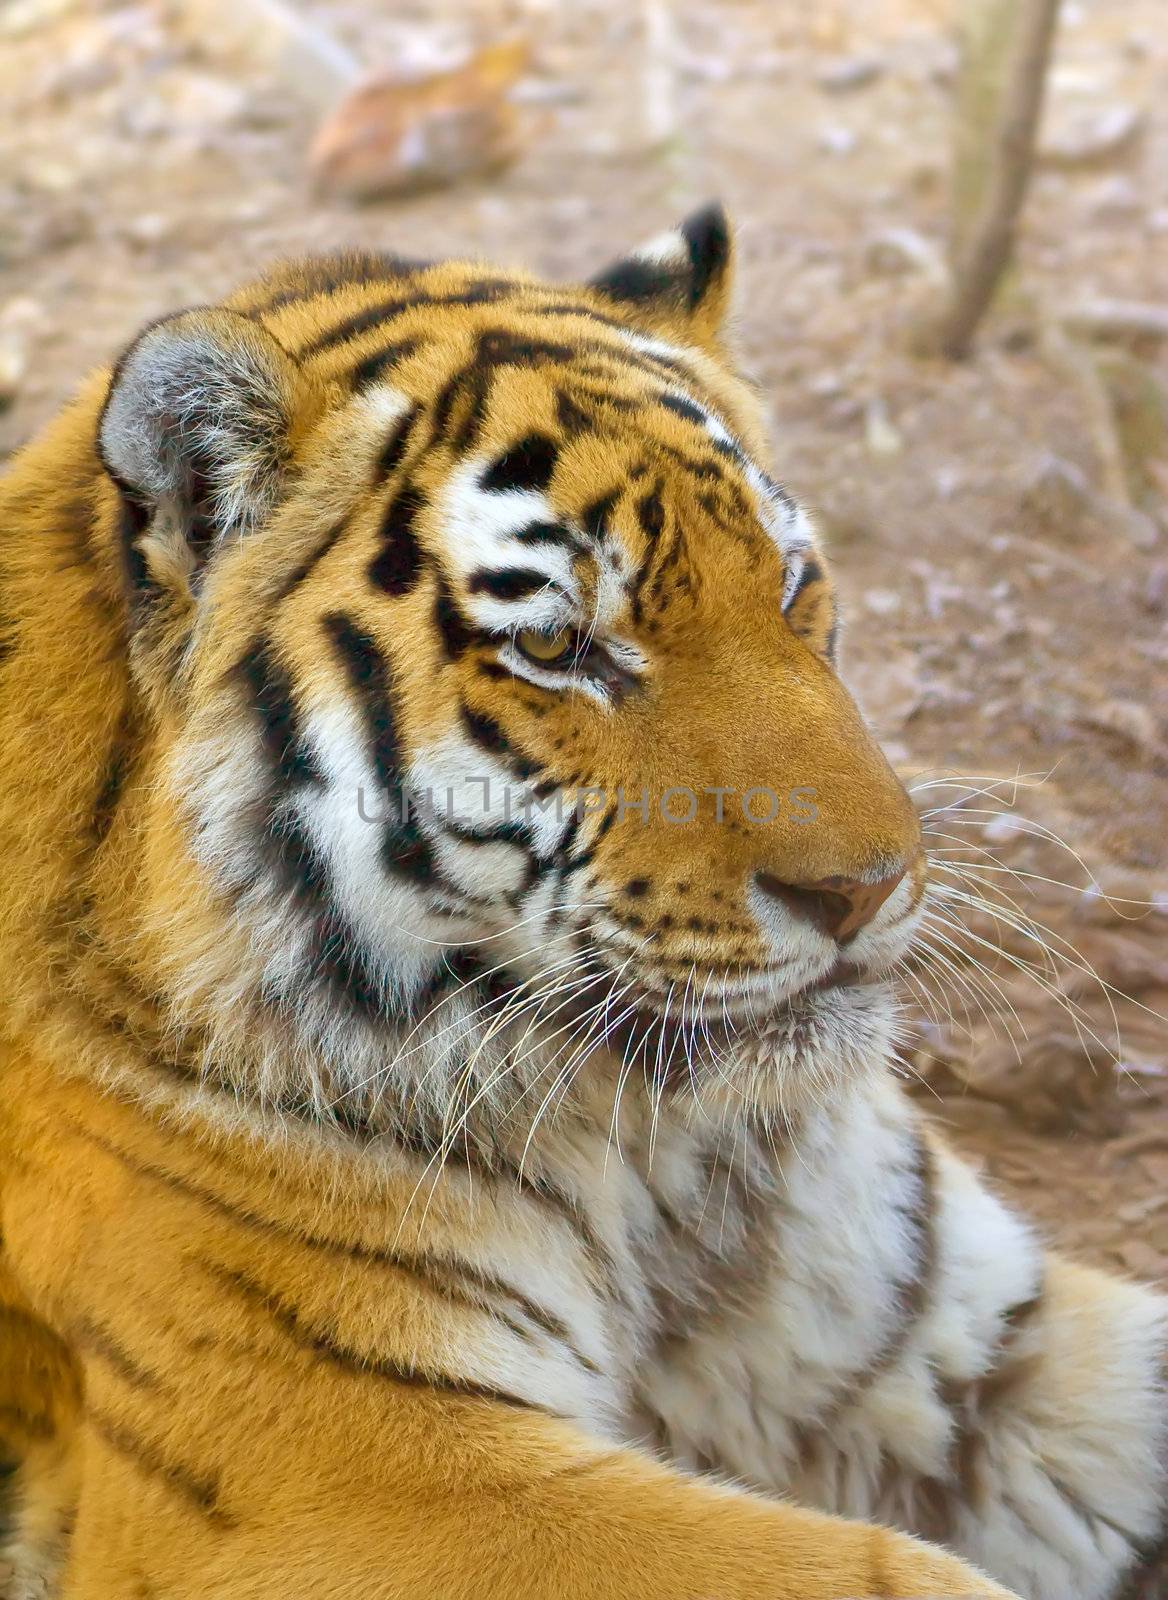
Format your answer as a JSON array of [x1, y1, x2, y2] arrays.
[[466, 567, 552, 602], [581, 492, 618, 541], [111, 483, 156, 602], [266, 803, 330, 902], [475, 329, 576, 372], [368, 485, 425, 597], [311, 907, 389, 1012], [428, 372, 465, 446], [380, 825, 434, 886], [657, 441, 728, 486], [203, 1261, 543, 1412], [427, 367, 490, 453], [248, 251, 427, 315], [351, 337, 420, 391], [480, 433, 559, 495], [258, 805, 389, 1017], [636, 485, 665, 540], [512, 520, 574, 547], [433, 579, 481, 658], [784, 555, 824, 612], [374, 403, 421, 482], [659, 392, 706, 426], [323, 611, 435, 885], [303, 285, 701, 402], [299, 280, 517, 357], [71, 1317, 162, 1392], [816, 1135, 937, 1428], [236, 642, 320, 787], [563, 803, 616, 872], [322, 613, 401, 791], [88, 1409, 234, 1528], [555, 388, 593, 436], [460, 705, 538, 780], [92, 715, 133, 845], [444, 818, 532, 850], [275, 516, 349, 601]]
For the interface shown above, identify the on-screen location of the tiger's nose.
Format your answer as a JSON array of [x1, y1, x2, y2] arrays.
[[753, 866, 907, 943]]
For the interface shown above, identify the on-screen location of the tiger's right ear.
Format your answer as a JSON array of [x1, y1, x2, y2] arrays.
[[588, 202, 735, 348], [98, 308, 305, 597]]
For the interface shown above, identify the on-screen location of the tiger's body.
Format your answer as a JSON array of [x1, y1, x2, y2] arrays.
[[0, 208, 1164, 1600]]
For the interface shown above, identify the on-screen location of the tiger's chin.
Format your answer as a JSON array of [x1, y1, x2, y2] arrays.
[[551, 965, 903, 1129]]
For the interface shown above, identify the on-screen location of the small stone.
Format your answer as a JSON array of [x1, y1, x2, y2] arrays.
[[1114, 506, 1161, 550], [816, 124, 858, 157], [1080, 699, 1160, 756], [1041, 104, 1147, 169], [981, 813, 1027, 847], [510, 76, 584, 104], [743, 50, 792, 80], [0, 340, 28, 412], [864, 226, 947, 286], [815, 55, 884, 93], [1142, 562, 1168, 616], [677, 51, 735, 84], [1021, 452, 1093, 527], [864, 396, 903, 457], [0, 0, 75, 37], [123, 212, 172, 249], [1123, 31, 1154, 60], [1086, 174, 1143, 222], [925, 42, 959, 88], [24, 160, 78, 194], [33, 204, 91, 252], [863, 588, 901, 617], [806, 371, 843, 397]]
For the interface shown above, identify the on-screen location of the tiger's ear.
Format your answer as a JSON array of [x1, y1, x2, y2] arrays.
[[588, 202, 734, 346], [98, 308, 302, 595]]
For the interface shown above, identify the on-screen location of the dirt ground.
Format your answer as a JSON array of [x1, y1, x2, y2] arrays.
[[1, 0, 1166, 1279]]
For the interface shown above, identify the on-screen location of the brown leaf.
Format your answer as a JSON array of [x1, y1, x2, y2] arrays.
[[309, 39, 531, 202]]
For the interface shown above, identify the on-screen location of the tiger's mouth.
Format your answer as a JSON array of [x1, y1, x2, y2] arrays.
[[515, 951, 875, 1084]]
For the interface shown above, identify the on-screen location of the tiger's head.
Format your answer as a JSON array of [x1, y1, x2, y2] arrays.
[[94, 206, 923, 1135]]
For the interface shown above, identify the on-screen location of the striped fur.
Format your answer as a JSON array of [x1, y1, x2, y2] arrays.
[[0, 207, 1162, 1600]]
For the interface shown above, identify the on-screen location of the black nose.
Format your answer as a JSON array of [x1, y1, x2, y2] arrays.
[[753, 867, 907, 943]]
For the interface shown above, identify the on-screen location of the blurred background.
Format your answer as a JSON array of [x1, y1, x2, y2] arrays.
[[0, 0, 1165, 1271]]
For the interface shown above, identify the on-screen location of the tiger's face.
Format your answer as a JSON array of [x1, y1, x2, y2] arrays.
[[98, 207, 924, 1126]]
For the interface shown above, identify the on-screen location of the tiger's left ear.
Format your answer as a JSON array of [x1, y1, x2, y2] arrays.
[[98, 307, 307, 601], [588, 202, 734, 347]]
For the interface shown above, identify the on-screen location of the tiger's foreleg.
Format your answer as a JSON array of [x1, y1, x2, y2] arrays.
[[817, 1131, 1168, 1600], [929, 1237, 1168, 1600], [639, 1089, 1168, 1600]]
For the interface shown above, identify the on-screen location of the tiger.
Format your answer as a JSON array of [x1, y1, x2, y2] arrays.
[[0, 202, 1165, 1600]]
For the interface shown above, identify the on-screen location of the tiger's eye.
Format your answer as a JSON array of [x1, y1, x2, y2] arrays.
[[517, 627, 577, 666]]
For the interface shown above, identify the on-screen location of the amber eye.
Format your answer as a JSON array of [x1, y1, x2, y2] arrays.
[[516, 627, 579, 667]]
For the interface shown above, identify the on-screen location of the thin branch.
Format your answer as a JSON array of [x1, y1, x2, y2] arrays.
[[929, 0, 1063, 360], [1059, 299, 1168, 343]]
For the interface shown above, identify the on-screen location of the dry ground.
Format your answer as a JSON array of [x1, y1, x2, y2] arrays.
[[1, 0, 1166, 1275]]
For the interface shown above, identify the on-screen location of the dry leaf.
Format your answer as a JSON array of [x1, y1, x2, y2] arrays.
[[309, 39, 531, 202]]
